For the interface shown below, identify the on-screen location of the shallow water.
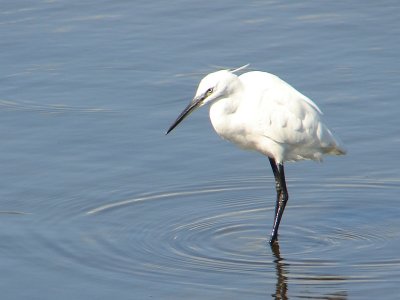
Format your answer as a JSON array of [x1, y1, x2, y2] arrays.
[[1, 1, 400, 299]]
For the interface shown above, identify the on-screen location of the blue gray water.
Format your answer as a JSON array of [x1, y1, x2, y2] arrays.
[[1, 1, 399, 299]]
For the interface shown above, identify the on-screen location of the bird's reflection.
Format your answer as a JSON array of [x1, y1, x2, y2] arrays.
[[271, 242, 288, 300], [270, 241, 347, 300]]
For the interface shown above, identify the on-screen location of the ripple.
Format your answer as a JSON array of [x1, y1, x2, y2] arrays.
[[86, 184, 257, 215], [0, 210, 31, 215], [27, 176, 400, 296], [0, 98, 113, 113]]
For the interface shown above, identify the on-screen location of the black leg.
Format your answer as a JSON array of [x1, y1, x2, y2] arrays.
[[269, 157, 282, 217], [269, 161, 289, 245]]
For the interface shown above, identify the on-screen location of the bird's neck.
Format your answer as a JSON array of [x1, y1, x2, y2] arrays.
[[210, 95, 239, 116], [210, 79, 243, 116], [208, 76, 244, 140], [208, 88, 243, 141], [210, 90, 241, 118]]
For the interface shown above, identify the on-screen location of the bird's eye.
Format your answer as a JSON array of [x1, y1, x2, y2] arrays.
[[206, 88, 213, 96]]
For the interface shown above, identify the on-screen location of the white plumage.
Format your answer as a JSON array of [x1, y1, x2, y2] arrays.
[[166, 67, 345, 245], [201, 70, 345, 163]]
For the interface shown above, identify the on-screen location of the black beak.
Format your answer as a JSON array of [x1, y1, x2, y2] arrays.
[[166, 96, 204, 135]]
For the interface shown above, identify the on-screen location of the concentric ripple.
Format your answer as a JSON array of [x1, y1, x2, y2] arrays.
[[28, 176, 400, 296]]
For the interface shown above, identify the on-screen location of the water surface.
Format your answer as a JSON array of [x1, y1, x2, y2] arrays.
[[1, 1, 399, 299]]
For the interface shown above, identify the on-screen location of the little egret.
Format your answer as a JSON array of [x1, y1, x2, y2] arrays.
[[166, 66, 346, 244]]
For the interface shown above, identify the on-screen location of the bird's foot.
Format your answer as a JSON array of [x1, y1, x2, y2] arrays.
[[269, 232, 278, 245]]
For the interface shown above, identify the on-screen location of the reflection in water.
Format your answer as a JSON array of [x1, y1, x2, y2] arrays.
[[271, 242, 348, 300], [271, 242, 288, 300]]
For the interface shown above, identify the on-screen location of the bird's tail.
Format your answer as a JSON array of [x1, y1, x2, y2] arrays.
[[328, 145, 347, 155], [320, 124, 347, 156]]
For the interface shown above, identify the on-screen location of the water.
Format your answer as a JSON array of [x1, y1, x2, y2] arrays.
[[1, 1, 399, 299]]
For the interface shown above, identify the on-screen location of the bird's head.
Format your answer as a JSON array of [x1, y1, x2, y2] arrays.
[[166, 69, 241, 134]]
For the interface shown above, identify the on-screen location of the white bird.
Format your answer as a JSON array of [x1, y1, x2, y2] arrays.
[[166, 66, 346, 245]]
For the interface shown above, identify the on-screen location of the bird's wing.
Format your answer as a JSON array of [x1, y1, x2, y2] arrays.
[[238, 71, 344, 161], [253, 77, 324, 146]]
